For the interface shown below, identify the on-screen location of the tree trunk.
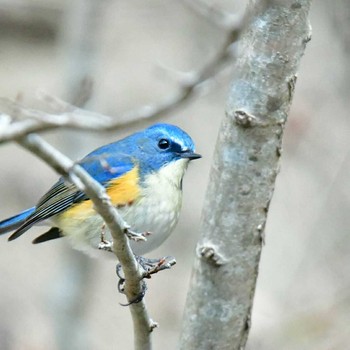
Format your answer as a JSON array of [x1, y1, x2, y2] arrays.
[[179, 0, 312, 349]]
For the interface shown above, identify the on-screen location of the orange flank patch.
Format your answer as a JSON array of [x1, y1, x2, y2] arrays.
[[106, 166, 140, 206], [61, 166, 140, 219]]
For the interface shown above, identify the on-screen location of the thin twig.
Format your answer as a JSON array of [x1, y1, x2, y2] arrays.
[[182, 0, 242, 30], [0, 8, 242, 145], [17, 133, 156, 350]]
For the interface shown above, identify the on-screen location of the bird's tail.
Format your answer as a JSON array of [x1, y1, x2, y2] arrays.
[[0, 207, 35, 235]]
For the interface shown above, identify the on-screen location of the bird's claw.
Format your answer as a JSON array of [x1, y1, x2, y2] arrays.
[[115, 255, 176, 306], [98, 224, 114, 251], [116, 264, 148, 306], [124, 228, 151, 242], [119, 281, 147, 306], [98, 240, 113, 251], [116, 264, 125, 293], [135, 255, 177, 278]]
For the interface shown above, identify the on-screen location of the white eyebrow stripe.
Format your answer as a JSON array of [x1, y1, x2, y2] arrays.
[[171, 137, 189, 151]]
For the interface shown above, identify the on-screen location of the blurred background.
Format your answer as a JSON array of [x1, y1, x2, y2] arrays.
[[0, 1, 349, 349]]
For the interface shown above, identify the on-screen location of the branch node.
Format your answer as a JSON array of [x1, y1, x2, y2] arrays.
[[288, 75, 298, 101], [197, 244, 227, 266], [303, 23, 312, 44], [276, 146, 282, 157], [234, 110, 258, 128], [239, 184, 251, 195], [149, 320, 159, 332], [244, 313, 252, 331], [257, 223, 266, 245]]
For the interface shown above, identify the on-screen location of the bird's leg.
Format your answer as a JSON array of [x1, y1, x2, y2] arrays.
[[98, 223, 150, 250], [115, 255, 176, 305], [98, 223, 113, 251]]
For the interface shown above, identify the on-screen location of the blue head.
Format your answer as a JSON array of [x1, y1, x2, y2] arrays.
[[130, 123, 201, 177]]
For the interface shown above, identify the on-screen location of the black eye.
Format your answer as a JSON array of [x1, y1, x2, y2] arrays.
[[158, 138, 170, 150]]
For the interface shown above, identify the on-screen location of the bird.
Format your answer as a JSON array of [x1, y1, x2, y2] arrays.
[[0, 123, 201, 258]]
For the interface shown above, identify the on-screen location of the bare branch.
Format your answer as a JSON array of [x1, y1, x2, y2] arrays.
[[17, 133, 156, 350], [182, 0, 241, 30], [0, 6, 242, 145]]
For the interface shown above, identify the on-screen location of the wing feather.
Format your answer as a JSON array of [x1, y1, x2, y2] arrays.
[[9, 153, 135, 240]]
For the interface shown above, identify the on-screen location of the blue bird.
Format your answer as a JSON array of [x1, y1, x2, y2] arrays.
[[0, 123, 201, 257]]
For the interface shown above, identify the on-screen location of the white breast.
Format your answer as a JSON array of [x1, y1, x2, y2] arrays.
[[125, 158, 189, 255]]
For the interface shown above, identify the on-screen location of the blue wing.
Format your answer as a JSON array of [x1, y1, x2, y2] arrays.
[[5, 151, 135, 241]]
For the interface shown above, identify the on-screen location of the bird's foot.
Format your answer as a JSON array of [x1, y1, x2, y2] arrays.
[[135, 255, 177, 279], [119, 280, 148, 306], [124, 227, 151, 242], [116, 264, 148, 306], [98, 224, 113, 251], [98, 239, 113, 251], [115, 255, 176, 305]]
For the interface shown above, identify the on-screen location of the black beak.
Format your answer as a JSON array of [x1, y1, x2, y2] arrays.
[[179, 150, 202, 160]]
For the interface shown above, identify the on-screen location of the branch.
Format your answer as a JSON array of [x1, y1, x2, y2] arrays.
[[16, 133, 156, 350], [179, 0, 313, 349], [182, 0, 242, 31], [0, 4, 242, 145]]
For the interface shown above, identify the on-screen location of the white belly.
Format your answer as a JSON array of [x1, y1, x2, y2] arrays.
[[122, 187, 182, 255]]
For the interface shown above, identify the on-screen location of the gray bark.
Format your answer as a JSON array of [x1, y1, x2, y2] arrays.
[[179, 0, 312, 349]]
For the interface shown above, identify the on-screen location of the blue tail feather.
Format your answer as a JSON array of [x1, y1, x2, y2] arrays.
[[0, 207, 35, 234]]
